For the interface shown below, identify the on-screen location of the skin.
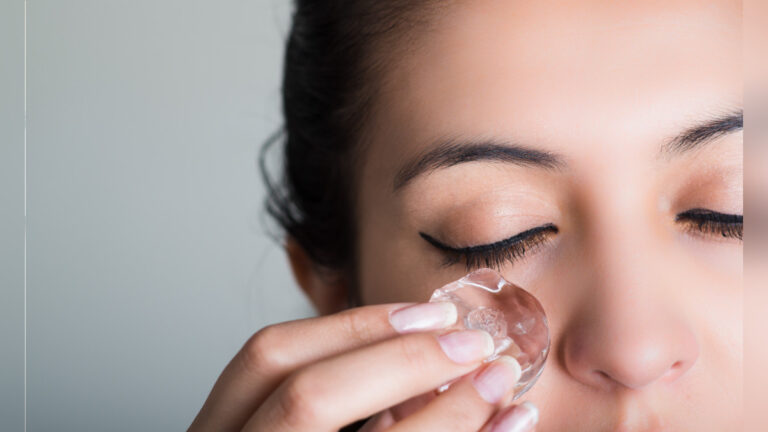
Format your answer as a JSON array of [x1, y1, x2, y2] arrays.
[[191, 1, 742, 431], [744, 3, 767, 427], [357, 0, 742, 430]]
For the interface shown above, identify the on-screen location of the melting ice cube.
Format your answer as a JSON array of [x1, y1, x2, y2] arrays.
[[430, 268, 550, 400]]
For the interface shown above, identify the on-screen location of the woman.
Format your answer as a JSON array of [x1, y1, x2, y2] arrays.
[[191, 0, 743, 430]]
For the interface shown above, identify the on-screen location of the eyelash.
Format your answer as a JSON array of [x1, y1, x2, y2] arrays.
[[675, 208, 743, 241], [420, 208, 742, 271], [419, 224, 559, 271]]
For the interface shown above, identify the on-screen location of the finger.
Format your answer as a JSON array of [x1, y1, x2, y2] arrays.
[[358, 410, 397, 432], [189, 302, 457, 431], [242, 329, 495, 432], [386, 356, 522, 432], [481, 401, 539, 432]]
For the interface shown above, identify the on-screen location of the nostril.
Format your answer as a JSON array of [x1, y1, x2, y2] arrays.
[[593, 370, 615, 388], [662, 361, 685, 381]]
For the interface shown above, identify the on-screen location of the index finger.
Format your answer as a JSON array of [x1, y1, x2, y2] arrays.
[[190, 301, 457, 431]]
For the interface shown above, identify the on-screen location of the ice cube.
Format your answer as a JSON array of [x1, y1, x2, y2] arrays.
[[430, 268, 549, 400]]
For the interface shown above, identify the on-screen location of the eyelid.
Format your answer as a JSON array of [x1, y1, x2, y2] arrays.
[[419, 223, 559, 253], [675, 208, 743, 241], [420, 223, 558, 271], [675, 208, 743, 223]]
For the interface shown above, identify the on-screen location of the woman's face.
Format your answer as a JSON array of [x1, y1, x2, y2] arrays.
[[350, 0, 742, 430]]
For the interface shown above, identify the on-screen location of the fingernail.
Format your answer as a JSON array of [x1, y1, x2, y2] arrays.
[[485, 401, 539, 432], [473, 356, 522, 403], [437, 330, 494, 364], [389, 302, 457, 333]]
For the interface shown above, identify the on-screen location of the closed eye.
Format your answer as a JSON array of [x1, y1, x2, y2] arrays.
[[675, 208, 743, 240], [419, 224, 559, 271]]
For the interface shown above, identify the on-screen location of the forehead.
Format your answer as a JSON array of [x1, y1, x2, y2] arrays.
[[361, 0, 741, 178]]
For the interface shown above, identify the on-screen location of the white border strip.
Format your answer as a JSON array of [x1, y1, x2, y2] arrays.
[[23, 0, 28, 430]]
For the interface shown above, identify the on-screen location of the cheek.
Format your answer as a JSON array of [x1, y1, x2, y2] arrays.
[[357, 233, 453, 304], [676, 235, 743, 277]]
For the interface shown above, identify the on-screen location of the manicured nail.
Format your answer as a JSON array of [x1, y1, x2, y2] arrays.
[[473, 356, 522, 403], [437, 330, 494, 364], [485, 401, 539, 432], [389, 302, 457, 333]]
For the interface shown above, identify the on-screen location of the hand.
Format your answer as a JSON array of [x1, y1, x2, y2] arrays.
[[188, 302, 539, 431]]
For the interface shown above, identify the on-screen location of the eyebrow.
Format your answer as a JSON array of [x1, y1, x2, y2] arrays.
[[393, 110, 743, 191], [662, 110, 743, 155], [393, 139, 564, 191]]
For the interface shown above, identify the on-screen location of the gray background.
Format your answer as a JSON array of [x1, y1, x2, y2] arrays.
[[1, 0, 26, 431], [5, 1, 317, 430]]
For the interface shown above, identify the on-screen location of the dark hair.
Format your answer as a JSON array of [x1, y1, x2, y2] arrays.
[[261, 1, 446, 278]]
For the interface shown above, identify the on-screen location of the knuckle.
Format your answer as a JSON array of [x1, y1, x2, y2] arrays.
[[395, 334, 433, 372], [445, 397, 484, 426], [240, 324, 286, 376], [337, 308, 377, 345], [278, 372, 328, 428]]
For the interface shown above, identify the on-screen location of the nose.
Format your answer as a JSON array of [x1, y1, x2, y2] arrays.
[[559, 179, 702, 391], [562, 300, 699, 390], [561, 234, 701, 391]]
